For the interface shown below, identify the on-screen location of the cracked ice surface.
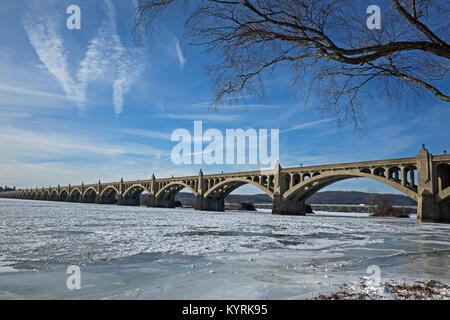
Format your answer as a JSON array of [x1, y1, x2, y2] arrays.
[[0, 199, 448, 299]]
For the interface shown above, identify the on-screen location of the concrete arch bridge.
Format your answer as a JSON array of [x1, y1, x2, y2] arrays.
[[1, 146, 449, 223]]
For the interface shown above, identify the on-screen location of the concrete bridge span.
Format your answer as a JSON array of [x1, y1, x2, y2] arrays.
[[1, 146, 449, 223]]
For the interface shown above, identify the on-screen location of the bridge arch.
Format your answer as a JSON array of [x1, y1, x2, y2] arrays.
[[437, 163, 450, 192], [155, 181, 198, 199], [198, 177, 274, 211], [99, 186, 119, 198], [154, 181, 198, 207], [59, 189, 69, 201], [69, 188, 82, 202], [283, 170, 418, 203], [292, 173, 301, 186], [123, 184, 151, 198], [387, 166, 402, 181], [437, 161, 450, 203], [99, 186, 120, 204], [440, 188, 450, 202], [50, 190, 59, 201], [438, 185, 450, 222], [82, 187, 98, 203], [436, 162, 450, 222], [204, 177, 274, 202], [121, 184, 151, 206], [42, 190, 50, 201], [403, 165, 418, 189]]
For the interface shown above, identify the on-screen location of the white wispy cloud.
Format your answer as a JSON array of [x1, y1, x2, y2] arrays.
[[123, 128, 172, 140], [0, 111, 33, 120], [174, 36, 186, 69], [158, 113, 240, 122], [188, 101, 278, 110], [22, 0, 144, 115], [283, 118, 334, 132], [23, 14, 85, 106], [0, 126, 184, 188], [0, 127, 164, 160], [0, 84, 67, 100]]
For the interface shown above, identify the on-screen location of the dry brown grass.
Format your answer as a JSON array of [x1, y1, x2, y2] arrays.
[[312, 279, 449, 300], [385, 280, 448, 299]]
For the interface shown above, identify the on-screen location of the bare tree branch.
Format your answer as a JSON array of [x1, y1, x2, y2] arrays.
[[134, 0, 449, 129]]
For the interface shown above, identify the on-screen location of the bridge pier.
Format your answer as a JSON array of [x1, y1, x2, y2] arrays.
[[99, 196, 116, 205], [270, 163, 306, 216], [155, 196, 176, 208], [272, 195, 306, 215], [145, 194, 156, 207], [417, 191, 450, 223], [193, 170, 225, 211], [117, 195, 140, 206], [195, 196, 225, 211], [417, 188, 450, 223], [437, 200, 450, 222], [146, 193, 176, 208], [416, 146, 450, 223], [194, 194, 204, 211], [417, 193, 436, 222]]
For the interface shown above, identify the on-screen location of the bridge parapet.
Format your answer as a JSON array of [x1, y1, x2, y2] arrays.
[[283, 157, 418, 174]]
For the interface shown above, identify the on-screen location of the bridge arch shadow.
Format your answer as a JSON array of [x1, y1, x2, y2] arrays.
[[82, 187, 98, 203], [59, 189, 69, 202], [99, 186, 120, 205], [154, 182, 198, 208], [437, 163, 450, 218], [202, 177, 274, 211], [50, 190, 59, 201], [69, 188, 82, 202], [122, 184, 151, 206]]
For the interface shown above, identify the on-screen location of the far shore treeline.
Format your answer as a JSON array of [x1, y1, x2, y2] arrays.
[[139, 190, 416, 207]]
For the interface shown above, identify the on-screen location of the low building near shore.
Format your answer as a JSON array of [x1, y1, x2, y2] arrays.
[[225, 202, 256, 211]]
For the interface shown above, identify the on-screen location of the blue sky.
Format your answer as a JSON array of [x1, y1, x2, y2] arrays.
[[0, 0, 448, 195]]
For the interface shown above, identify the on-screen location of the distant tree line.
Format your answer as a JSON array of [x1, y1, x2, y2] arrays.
[[139, 190, 417, 206], [0, 186, 16, 193], [371, 203, 411, 218]]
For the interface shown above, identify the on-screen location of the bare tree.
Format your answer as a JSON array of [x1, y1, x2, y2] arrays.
[[366, 188, 379, 214], [134, 0, 449, 128]]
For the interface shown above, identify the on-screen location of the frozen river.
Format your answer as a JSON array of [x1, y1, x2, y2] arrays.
[[0, 199, 449, 299]]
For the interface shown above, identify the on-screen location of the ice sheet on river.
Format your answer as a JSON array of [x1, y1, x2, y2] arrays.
[[0, 199, 448, 299]]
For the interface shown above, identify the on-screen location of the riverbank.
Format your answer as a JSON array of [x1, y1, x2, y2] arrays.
[[313, 279, 450, 300]]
